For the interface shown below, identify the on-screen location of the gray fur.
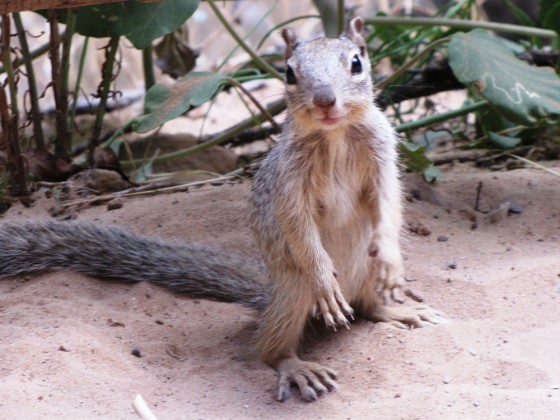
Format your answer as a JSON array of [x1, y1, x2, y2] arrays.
[[0, 220, 269, 310]]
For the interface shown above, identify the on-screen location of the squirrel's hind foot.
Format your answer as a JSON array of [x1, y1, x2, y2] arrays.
[[275, 357, 338, 402], [371, 304, 449, 329]]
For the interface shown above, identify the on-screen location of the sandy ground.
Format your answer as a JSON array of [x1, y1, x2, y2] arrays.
[[0, 163, 559, 419]]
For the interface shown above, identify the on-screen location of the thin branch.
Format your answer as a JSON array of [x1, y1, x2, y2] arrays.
[[0, 31, 62, 74], [395, 100, 489, 133], [365, 17, 558, 40], [227, 77, 281, 132], [48, 9, 71, 161], [376, 37, 451, 90], [206, 0, 283, 80], [506, 154, 560, 177], [121, 98, 286, 168], [89, 36, 120, 164]]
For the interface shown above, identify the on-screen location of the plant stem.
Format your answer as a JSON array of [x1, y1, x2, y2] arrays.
[[377, 37, 451, 90], [89, 36, 120, 164], [48, 9, 71, 161], [396, 100, 489, 133], [256, 15, 320, 50], [1, 16, 18, 117], [0, 17, 27, 197], [206, 0, 283, 80], [0, 84, 27, 197], [337, 0, 345, 36], [0, 31, 62, 74], [365, 17, 558, 40], [312, 0, 338, 37], [69, 36, 89, 145], [227, 77, 281, 131], [142, 46, 155, 91], [13, 13, 44, 148], [58, 8, 76, 159], [219, 1, 276, 72], [121, 98, 285, 168]]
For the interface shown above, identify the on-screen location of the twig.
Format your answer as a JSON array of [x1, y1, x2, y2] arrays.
[[474, 181, 483, 212], [0, 32, 63, 75], [132, 394, 158, 420], [59, 173, 243, 208], [506, 154, 560, 178], [429, 149, 488, 165]]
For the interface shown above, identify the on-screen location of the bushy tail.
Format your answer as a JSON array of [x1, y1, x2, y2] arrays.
[[0, 221, 269, 310]]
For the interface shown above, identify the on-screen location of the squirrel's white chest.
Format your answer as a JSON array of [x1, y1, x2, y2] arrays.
[[316, 136, 370, 226]]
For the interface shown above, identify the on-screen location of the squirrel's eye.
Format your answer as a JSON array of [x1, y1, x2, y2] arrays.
[[285, 65, 297, 85], [351, 54, 362, 75]]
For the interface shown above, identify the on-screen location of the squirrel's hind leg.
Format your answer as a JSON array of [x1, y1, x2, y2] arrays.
[[256, 273, 339, 401], [275, 356, 337, 402]]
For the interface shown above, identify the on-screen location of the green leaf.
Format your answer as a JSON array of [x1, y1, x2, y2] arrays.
[[497, 0, 535, 27], [448, 30, 560, 125], [72, 0, 200, 49], [132, 72, 226, 133], [488, 131, 521, 149], [399, 142, 440, 182], [540, 1, 560, 35]]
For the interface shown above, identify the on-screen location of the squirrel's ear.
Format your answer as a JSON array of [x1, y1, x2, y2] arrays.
[[346, 17, 366, 55], [281, 27, 298, 59]]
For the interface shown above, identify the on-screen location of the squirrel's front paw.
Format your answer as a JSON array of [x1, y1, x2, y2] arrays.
[[312, 276, 353, 330]]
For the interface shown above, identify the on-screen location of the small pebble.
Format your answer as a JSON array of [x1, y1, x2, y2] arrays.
[[507, 200, 523, 214], [131, 348, 142, 358], [107, 199, 123, 211], [437, 235, 449, 242], [446, 260, 457, 269], [443, 376, 451, 384], [468, 348, 477, 356]]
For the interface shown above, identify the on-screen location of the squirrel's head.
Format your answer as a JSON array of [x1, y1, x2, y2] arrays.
[[281, 17, 373, 132]]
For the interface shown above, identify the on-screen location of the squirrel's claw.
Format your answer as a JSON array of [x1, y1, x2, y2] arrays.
[[315, 282, 353, 330], [276, 358, 338, 402]]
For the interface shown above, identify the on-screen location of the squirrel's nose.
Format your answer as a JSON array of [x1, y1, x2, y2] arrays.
[[312, 86, 336, 109]]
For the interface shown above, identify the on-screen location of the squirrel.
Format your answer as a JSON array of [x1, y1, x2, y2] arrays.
[[0, 17, 446, 402]]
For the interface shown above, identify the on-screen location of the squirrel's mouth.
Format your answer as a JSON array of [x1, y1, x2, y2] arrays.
[[318, 116, 340, 126]]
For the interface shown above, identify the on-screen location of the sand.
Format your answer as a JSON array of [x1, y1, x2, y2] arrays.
[[1, 163, 559, 419]]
